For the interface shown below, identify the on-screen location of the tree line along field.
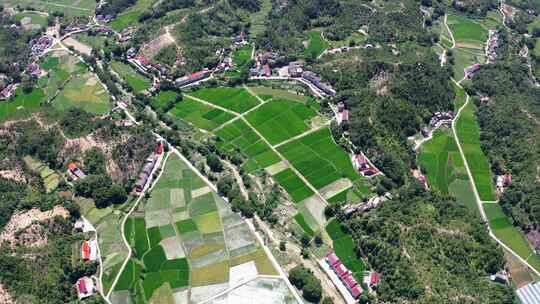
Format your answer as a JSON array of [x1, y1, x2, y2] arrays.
[[111, 153, 278, 303], [326, 219, 365, 281], [189, 87, 261, 114], [151, 90, 180, 110]]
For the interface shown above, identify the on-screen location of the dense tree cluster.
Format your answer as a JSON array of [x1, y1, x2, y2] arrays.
[[288, 265, 323, 303], [74, 174, 127, 208], [338, 185, 514, 303]]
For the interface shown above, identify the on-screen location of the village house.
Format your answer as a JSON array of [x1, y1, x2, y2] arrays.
[[96, 14, 113, 23], [67, 163, 86, 181], [343, 193, 391, 215], [232, 31, 248, 45], [325, 251, 364, 299], [134, 155, 158, 193], [95, 26, 113, 36], [0, 84, 16, 100], [486, 30, 499, 62], [26, 63, 41, 78], [490, 272, 509, 284], [353, 153, 380, 177], [288, 61, 304, 77], [119, 27, 136, 42], [412, 169, 429, 190], [174, 69, 211, 87], [464, 63, 481, 79], [496, 172, 512, 195], [76, 276, 96, 299], [301, 71, 336, 97], [81, 239, 98, 261], [30, 35, 54, 58]]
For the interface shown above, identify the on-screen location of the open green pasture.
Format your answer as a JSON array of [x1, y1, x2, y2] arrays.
[[1, 0, 96, 17], [0, 88, 44, 122], [109, 0, 155, 31], [190, 87, 260, 113], [447, 14, 488, 47], [111, 60, 151, 93], [277, 128, 360, 189], [452, 48, 485, 81], [304, 31, 329, 58], [233, 45, 253, 68], [326, 219, 365, 281], [168, 97, 235, 130], [52, 72, 111, 114], [417, 128, 477, 211], [249, 86, 309, 103], [245, 99, 317, 145], [151, 90, 180, 110], [14, 12, 47, 29], [455, 101, 495, 201], [273, 169, 314, 203], [484, 203, 540, 272], [215, 119, 280, 172]]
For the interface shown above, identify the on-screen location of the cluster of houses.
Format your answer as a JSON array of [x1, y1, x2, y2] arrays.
[[429, 111, 454, 128], [119, 27, 136, 43], [30, 35, 54, 59], [325, 252, 364, 299], [133, 141, 164, 193], [325, 44, 373, 56], [300, 71, 336, 97], [128, 51, 171, 78], [486, 29, 500, 62], [67, 162, 87, 181], [342, 193, 391, 215], [96, 14, 114, 24], [464, 63, 481, 79], [61, 23, 89, 36], [353, 153, 381, 177], [74, 218, 98, 299], [0, 82, 17, 100], [496, 172, 512, 196], [175, 70, 212, 87], [26, 63, 42, 78], [232, 31, 248, 46]]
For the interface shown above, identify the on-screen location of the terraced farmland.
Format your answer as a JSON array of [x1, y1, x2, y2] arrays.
[[111, 153, 280, 303]]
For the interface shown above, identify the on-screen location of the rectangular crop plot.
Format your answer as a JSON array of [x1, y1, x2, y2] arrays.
[[278, 128, 360, 189], [216, 120, 280, 172], [455, 102, 495, 201], [246, 99, 317, 145], [190, 87, 260, 113], [447, 14, 488, 47], [168, 98, 235, 130], [273, 169, 314, 203]]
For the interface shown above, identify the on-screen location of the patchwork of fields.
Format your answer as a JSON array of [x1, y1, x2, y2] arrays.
[[111, 153, 280, 303]]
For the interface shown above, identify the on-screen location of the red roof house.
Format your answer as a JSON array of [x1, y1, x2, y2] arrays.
[[81, 241, 91, 260], [350, 285, 363, 298], [341, 110, 349, 122], [370, 272, 380, 287], [137, 56, 150, 66], [326, 252, 340, 266], [77, 278, 87, 294], [342, 274, 358, 290], [263, 64, 271, 77], [155, 141, 164, 155], [333, 262, 349, 277]]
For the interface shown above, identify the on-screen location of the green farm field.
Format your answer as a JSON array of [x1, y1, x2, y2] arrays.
[[215, 119, 280, 172], [14, 12, 47, 29], [304, 31, 329, 58], [0, 0, 96, 17], [277, 128, 361, 190], [111, 60, 151, 93], [189, 87, 260, 113], [326, 219, 365, 281], [455, 101, 496, 201], [0, 88, 44, 121], [245, 99, 317, 145], [447, 14, 488, 47], [273, 168, 314, 203], [151, 90, 180, 110], [417, 129, 476, 211], [168, 97, 235, 130], [484, 203, 540, 272], [52, 72, 111, 114], [249, 86, 308, 103], [233, 45, 253, 68], [109, 0, 154, 31]]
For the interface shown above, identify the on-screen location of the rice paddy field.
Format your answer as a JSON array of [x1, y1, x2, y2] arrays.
[[273, 169, 314, 203], [303, 31, 329, 58], [189, 87, 261, 114], [326, 219, 365, 281], [245, 99, 317, 145], [111, 153, 279, 303], [215, 119, 281, 172], [0, 0, 96, 17], [111, 60, 151, 93], [455, 101, 496, 201], [447, 14, 488, 48], [168, 97, 235, 130], [249, 86, 309, 103], [417, 128, 476, 211]]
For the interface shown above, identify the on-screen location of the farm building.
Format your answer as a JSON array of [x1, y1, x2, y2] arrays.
[[76, 277, 95, 299], [81, 239, 98, 261], [353, 153, 380, 177], [496, 173, 512, 196], [288, 61, 304, 77], [68, 163, 86, 180], [325, 251, 364, 299], [133, 154, 158, 193], [301, 71, 336, 97], [175, 70, 211, 87], [464, 63, 481, 79], [429, 111, 454, 128], [517, 281, 540, 304], [0, 84, 16, 100]]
